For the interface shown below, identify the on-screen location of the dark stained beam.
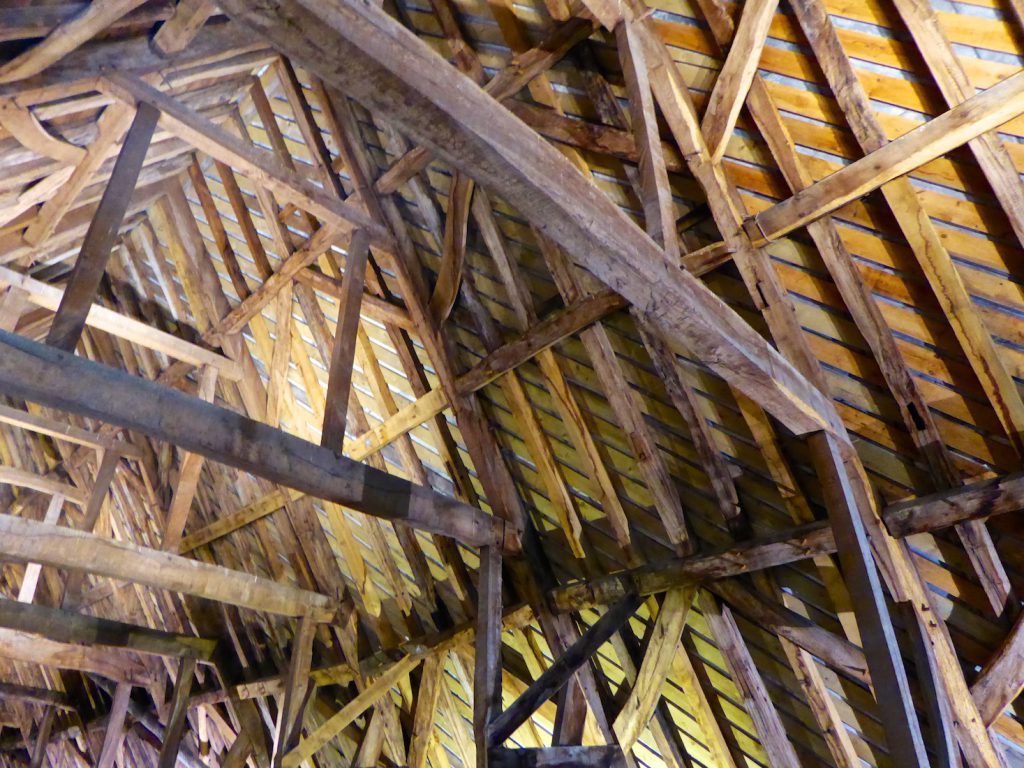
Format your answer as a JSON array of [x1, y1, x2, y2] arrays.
[[0, 598, 215, 660], [0, 329, 507, 551], [46, 102, 158, 351], [158, 657, 197, 768], [488, 594, 642, 747], [0, 682, 72, 710]]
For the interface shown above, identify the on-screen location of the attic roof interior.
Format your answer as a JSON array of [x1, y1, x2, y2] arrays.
[[1, 0, 1024, 766]]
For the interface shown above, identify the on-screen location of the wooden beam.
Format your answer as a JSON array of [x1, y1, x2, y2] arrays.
[[0, 98, 86, 164], [488, 594, 642, 747], [0, 597, 215, 660], [886, 472, 1024, 539], [293, 268, 414, 330], [699, 0, 778, 163], [372, 15, 598, 195], [0, 514, 334, 619], [971, 608, 1024, 726], [0, 328, 506, 550], [17, 492, 65, 604], [28, 706, 55, 768], [0, 265, 242, 380], [192, 287, 624, 549], [0, 627, 150, 683], [612, 586, 694, 751], [100, 74, 393, 249], [0, 466, 86, 505], [271, 616, 316, 767], [0, 682, 71, 710], [23, 102, 135, 247], [216, 0, 839, 438], [60, 446, 122, 609], [46, 103, 159, 351], [161, 365, 218, 551], [807, 432, 928, 764], [96, 683, 132, 768], [158, 657, 197, 768], [0, 403, 140, 457], [320, 231, 369, 450], [698, 590, 800, 768], [152, 0, 217, 56], [409, 653, 445, 768], [747, 66, 1024, 243], [616, 19, 678, 259], [475, 546, 504, 765], [0, 0, 148, 83], [282, 653, 421, 768]]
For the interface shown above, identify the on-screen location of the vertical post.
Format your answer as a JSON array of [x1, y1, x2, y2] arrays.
[[271, 614, 316, 767], [808, 431, 929, 766], [158, 656, 197, 768], [46, 102, 159, 352], [474, 545, 502, 767]]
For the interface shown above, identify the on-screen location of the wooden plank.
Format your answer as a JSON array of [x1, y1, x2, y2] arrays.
[[46, 103, 158, 351], [96, 683, 132, 768], [612, 586, 694, 751], [0, 514, 333, 619], [488, 594, 643, 747], [282, 653, 421, 768], [699, 0, 779, 163], [0, 596, 215, 660], [100, 74, 392, 248], [0, 265, 242, 379], [158, 657, 197, 768], [0, 328, 505, 550], [216, 0, 837, 438], [0, 0, 148, 83]]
